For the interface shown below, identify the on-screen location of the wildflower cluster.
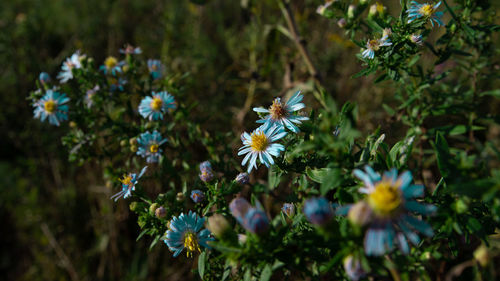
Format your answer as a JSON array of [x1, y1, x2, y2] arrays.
[[28, 0, 500, 279]]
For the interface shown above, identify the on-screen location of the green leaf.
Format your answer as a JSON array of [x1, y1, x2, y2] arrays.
[[319, 169, 342, 195], [479, 89, 500, 98], [260, 264, 272, 281], [306, 167, 331, 183], [198, 251, 206, 280], [433, 132, 451, 179]]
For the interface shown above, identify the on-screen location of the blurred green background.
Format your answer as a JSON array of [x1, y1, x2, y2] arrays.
[[2, 0, 491, 280]]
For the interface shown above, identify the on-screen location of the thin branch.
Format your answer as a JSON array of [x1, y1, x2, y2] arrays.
[[278, 0, 322, 82], [41, 223, 80, 281]]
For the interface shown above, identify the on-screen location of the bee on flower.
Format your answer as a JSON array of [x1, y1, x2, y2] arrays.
[[119, 44, 142, 55], [361, 35, 392, 60], [57, 51, 85, 83], [99, 56, 124, 76], [164, 211, 214, 257], [110, 166, 147, 201], [253, 91, 309, 133], [138, 91, 176, 121], [147, 59, 163, 80], [238, 123, 287, 173], [136, 130, 167, 163], [338, 166, 437, 256], [33, 89, 70, 126], [407, 1, 444, 27]]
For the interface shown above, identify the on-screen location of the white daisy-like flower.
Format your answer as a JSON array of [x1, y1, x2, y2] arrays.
[[238, 124, 287, 173]]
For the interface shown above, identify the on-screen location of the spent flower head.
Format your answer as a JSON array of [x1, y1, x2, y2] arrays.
[[253, 91, 308, 133]]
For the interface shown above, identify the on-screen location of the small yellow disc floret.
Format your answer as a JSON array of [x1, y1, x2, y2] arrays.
[[250, 132, 268, 152], [368, 181, 402, 216], [44, 100, 56, 114]]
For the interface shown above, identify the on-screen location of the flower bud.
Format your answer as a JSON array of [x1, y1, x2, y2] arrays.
[[120, 140, 127, 147], [382, 28, 392, 38], [347, 5, 356, 19], [229, 197, 251, 223], [129, 202, 139, 211], [130, 145, 138, 152], [176, 192, 185, 202], [347, 201, 373, 226], [359, 0, 369, 5], [39, 72, 51, 84], [243, 208, 269, 234], [369, 4, 378, 16], [155, 206, 166, 218], [410, 34, 423, 46], [337, 18, 347, 28], [207, 214, 231, 238], [316, 1, 333, 16], [303, 197, 333, 226], [343, 254, 366, 281], [149, 203, 159, 214], [190, 189, 205, 203], [199, 161, 214, 182], [281, 203, 296, 217], [69, 121, 77, 128], [129, 137, 137, 145], [235, 172, 250, 185], [474, 244, 490, 267], [199, 170, 214, 182]]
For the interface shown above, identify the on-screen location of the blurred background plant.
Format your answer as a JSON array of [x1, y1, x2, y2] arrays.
[[2, 0, 500, 280]]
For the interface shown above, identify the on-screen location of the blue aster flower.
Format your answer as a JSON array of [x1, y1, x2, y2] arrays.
[[361, 35, 392, 59], [33, 90, 70, 126], [190, 190, 205, 203], [99, 56, 124, 76], [57, 51, 84, 83], [119, 44, 142, 55], [110, 166, 147, 201], [303, 197, 334, 226], [147, 59, 163, 80], [138, 91, 176, 121], [109, 77, 127, 92], [341, 166, 437, 256], [238, 124, 287, 173], [39, 72, 51, 85], [164, 211, 214, 258], [136, 130, 168, 163], [253, 91, 309, 133], [407, 1, 444, 26]]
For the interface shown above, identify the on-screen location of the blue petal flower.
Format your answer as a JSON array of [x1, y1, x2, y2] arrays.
[[33, 90, 70, 126], [136, 130, 167, 163], [110, 166, 147, 201], [164, 211, 214, 258]]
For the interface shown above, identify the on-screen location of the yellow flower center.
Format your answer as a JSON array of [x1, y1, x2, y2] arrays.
[[368, 39, 380, 51], [119, 174, 133, 186], [183, 232, 201, 258], [419, 4, 434, 17], [44, 100, 56, 114], [104, 56, 118, 69], [149, 144, 159, 153], [368, 181, 402, 216], [268, 99, 287, 120], [150, 97, 163, 111], [376, 2, 385, 14], [250, 131, 268, 152]]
